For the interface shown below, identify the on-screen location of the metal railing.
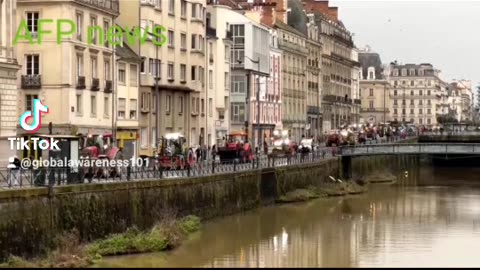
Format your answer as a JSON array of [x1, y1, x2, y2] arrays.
[[0, 150, 337, 190], [340, 143, 480, 156]]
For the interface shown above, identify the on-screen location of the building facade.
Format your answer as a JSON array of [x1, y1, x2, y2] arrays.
[[121, 0, 208, 157], [388, 63, 444, 127], [358, 48, 390, 125], [16, 0, 119, 142], [303, 0, 358, 132], [206, 3, 233, 146], [0, 0, 21, 165]]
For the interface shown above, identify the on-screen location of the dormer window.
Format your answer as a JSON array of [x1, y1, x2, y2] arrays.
[[401, 69, 407, 76], [368, 67, 375, 80], [419, 69, 424, 76], [409, 69, 415, 76], [393, 69, 399, 76]]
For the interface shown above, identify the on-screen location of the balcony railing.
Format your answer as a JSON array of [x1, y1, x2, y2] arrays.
[[207, 26, 216, 38], [21, 75, 41, 89], [104, 80, 112, 93], [75, 0, 119, 14], [91, 78, 100, 91], [354, 99, 361, 105], [76, 76, 86, 90]]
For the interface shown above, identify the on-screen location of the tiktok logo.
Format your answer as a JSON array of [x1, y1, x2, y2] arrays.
[[19, 99, 49, 133]]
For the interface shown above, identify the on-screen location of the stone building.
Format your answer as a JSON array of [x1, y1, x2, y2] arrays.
[[358, 47, 390, 125], [388, 62, 444, 126], [0, 0, 21, 165]]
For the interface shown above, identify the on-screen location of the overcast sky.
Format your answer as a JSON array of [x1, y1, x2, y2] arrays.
[[330, 0, 480, 88]]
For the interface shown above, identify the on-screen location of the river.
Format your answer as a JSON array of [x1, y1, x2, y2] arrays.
[[96, 166, 480, 267]]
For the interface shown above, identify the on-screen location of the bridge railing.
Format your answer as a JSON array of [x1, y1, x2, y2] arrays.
[[421, 131, 480, 136], [340, 143, 480, 156]]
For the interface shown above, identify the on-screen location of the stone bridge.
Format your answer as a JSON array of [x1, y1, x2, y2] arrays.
[[339, 143, 480, 179]]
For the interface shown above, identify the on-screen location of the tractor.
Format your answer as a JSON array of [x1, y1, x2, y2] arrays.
[[79, 133, 123, 178], [157, 133, 191, 170], [269, 130, 295, 157], [217, 132, 253, 163]]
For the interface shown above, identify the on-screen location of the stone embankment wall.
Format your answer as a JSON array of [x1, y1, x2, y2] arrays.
[[0, 155, 418, 259]]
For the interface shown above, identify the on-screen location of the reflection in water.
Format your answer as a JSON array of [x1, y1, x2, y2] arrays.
[[97, 167, 480, 267]]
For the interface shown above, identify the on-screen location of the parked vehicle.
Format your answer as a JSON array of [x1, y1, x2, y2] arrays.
[[217, 132, 253, 163]]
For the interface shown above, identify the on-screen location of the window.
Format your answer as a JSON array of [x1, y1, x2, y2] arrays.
[[91, 57, 97, 78], [130, 99, 137, 119], [427, 90, 431, 95], [369, 88, 373, 96], [118, 63, 126, 84], [394, 80, 398, 86], [181, 0, 187, 17], [26, 12, 39, 34], [201, 99, 205, 115], [168, 30, 174, 47], [402, 109, 406, 115], [209, 70, 213, 89], [181, 33, 187, 50], [166, 95, 171, 113], [179, 96, 184, 114], [90, 95, 97, 116], [428, 100, 431, 105], [231, 75, 245, 93], [419, 90, 423, 95], [394, 109, 398, 115], [76, 13, 82, 40], [394, 90, 397, 96], [166, 62, 174, 80], [199, 67, 205, 85], [427, 118, 431, 124], [76, 94, 82, 114], [26, 55, 40, 75], [419, 109, 423, 115], [103, 20, 109, 47], [130, 64, 137, 86], [118, 98, 126, 119], [140, 58, 145, 73], [411, 90, 414, 96], [140, 128, 148, 148], [152, 93, 156, 113], [26, 95, 38, 111], [231, 24, 245, 45], [209, 98, 213, 117], [104, 96, 109, 117], [180, 64, 186, 82], [410, 100, 414, 105], [152, 128, 157, 147], [419, 100, 423, 105], [104, 60, 110, 80], [169, 0, 175, 14], [231, 49, 244, 64], [90, 16, 97, 44], [427, 109, 431, 115], [231, 103, 245, 123], [410, 109, 414, 114], [369, 101, 373, 109], [419, 119, 423, 124], [75, 54, 83, 78], [191, 66, 196, 81], [225, 72, 229, 90], [191, 34, 197, 49], [192, 3, 197, 18], [409, 69, 415, 76]]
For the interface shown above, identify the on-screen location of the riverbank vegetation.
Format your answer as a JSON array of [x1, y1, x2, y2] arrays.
[[0, 215, 201, 268], [277, 182, 367, 203]]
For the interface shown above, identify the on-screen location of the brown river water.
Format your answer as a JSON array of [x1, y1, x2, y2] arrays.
[[95, 166, 480, 267]]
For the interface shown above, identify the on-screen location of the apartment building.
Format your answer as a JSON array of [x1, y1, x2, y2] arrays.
[[205, 4, 233, 146], [303, 0, 358, 131], [16, 0, 119, 141], [305, 13, 322, 139], [119, 0, 208, 157], [226, 10, 270, 147], [358, 48, 390, 125], [351, 48, 361, 124], [388, 63, 443, 126], [274, 21, 307, 141], [0, 0, 21, 165]]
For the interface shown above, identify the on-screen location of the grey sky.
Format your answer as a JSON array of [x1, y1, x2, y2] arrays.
[[330, 0, 480, 86]]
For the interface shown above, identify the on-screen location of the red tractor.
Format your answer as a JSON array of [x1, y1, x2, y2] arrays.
[[79, 133, 123, 178], [157, 133, 192, 170], [217, 132, 253, 163]]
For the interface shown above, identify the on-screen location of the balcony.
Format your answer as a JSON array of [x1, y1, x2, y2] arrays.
[[75, 0, 119, 14], [104, 80, 112, 93], [354, 99, 361, 105], [21, 75, 41, 89], [91, 78, 100, 91], [307, 106, 320, 114], [76, 76, 86, 90], [206, 26, 216, 38]]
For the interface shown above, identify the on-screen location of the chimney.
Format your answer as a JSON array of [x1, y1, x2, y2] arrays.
[[302, 0, 338, 21], [328, 7, 338, 21]]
